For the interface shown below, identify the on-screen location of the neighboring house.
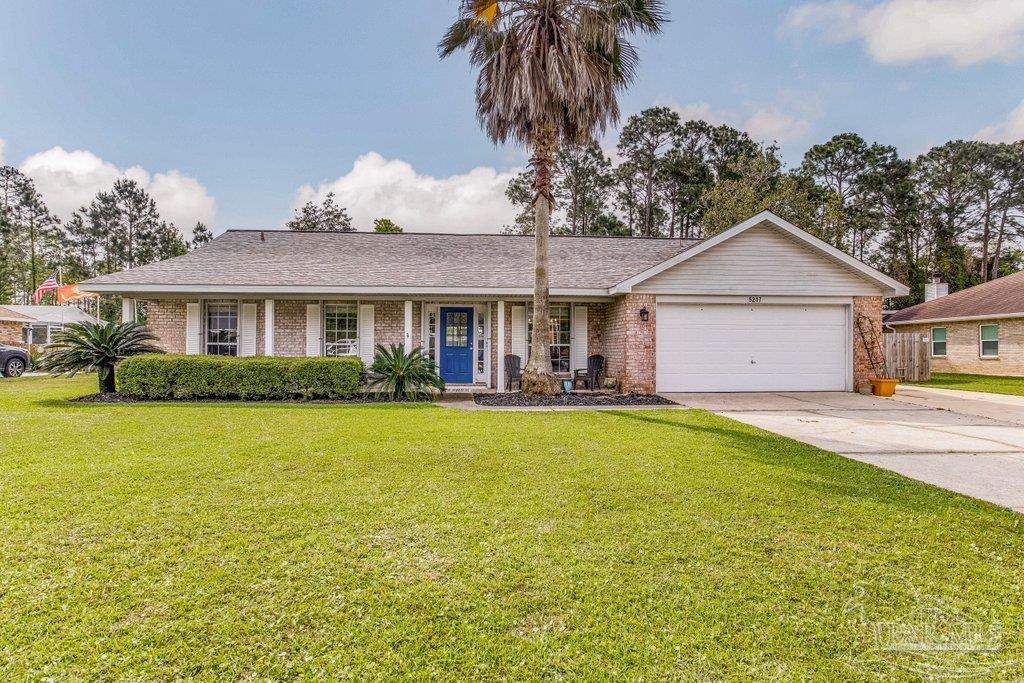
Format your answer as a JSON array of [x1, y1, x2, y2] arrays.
[[0, 305, 99, 348], [80, 211, 907, 393], [886, 271, 1024, 376]]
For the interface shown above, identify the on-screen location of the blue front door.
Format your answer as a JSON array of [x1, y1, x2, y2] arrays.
[[439, 307, 474, 383]]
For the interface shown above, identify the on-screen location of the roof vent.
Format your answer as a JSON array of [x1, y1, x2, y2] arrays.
[[924, 278, 948, 302], [260, 231, 265, 242]]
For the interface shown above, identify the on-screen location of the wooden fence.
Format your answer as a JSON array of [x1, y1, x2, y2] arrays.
[[883, 332, 931, 382]]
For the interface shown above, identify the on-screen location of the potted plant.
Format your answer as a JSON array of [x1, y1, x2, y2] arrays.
[[868, 375, 899, 397]]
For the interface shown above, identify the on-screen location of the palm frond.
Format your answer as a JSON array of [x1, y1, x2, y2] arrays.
[[41, 321, 164, 392]]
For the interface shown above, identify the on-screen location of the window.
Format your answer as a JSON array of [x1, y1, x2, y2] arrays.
[[426, 308, 438, 362], [445, 311, 469, 347], [205, 302, 238, 356], [23, 324, 49, 345], [528, 304, 572, 373], [980, 324, 999, 358], [476, 310, 486, 375], [930, 327, 947, 357], [324, 303, 358, 356]]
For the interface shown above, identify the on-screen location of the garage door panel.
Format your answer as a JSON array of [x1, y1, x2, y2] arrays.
[[656, 303, 849, 392]]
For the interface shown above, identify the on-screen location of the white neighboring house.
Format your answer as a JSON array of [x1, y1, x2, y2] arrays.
[[0, 305, 100, 346]]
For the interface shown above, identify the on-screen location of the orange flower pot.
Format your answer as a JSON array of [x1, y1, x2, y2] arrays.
[[869, 377, 899, 397]]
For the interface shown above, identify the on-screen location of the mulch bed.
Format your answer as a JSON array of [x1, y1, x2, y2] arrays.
[[473, 392, 677, 407]]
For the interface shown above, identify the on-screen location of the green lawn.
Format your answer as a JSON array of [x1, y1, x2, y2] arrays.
[[909, 372, 1024, 396], [1, 377, 1022, 679]]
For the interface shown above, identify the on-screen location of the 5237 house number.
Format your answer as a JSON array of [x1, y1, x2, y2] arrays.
[[747, 296, 763, 304]]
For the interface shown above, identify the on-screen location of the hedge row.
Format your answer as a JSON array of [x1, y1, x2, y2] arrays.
[[117, 354, 364, 400]]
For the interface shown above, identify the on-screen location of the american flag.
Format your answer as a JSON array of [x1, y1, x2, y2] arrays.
[[33, 271, 59, 304]]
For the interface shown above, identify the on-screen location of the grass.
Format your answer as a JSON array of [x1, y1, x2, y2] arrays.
[[909, 372, 1024, 396], [1, 376, 1023, 679]]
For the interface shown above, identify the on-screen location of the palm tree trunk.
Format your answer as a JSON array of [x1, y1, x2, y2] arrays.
[[99, 363, 116, 393], [522, 126, 560, 395]]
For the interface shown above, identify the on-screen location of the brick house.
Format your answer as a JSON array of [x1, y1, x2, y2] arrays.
[[81, 211, 907, 394], [0, 305, 98, 349], [886, 271, 1024, 376]]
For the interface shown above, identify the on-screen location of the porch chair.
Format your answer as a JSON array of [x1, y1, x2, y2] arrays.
[[504, 354, 523, 391], [573, 354, 605, 391]]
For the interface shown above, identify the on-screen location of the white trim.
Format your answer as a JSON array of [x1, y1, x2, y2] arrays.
[[121, 298, 135, 323], [610, 211, 909, 297], [80, 283, 612, 297], [497, 301, 505, 393], [264, 299, 275, 356], [404, 300, 413, 349], [888, 312, 1024, 326], [655, 295, 853, 305]]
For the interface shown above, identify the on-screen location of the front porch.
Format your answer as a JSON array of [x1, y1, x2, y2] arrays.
[[132, 294, 658, 394]]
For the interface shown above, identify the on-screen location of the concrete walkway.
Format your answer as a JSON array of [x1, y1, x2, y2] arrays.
[[892, 385, 1024, 426], [662, 391, 1024, 513]]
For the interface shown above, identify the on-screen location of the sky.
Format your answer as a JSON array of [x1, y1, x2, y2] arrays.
[[1, 0, 1022, 235]]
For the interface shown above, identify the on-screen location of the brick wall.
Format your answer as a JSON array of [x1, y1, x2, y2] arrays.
[[853, 296, 883, 391], [603, 294, 656, 394], [374, 300, 406, 348], [274, 300, 310, 357], [899, 318, 1024, 376], [0, 320, 25, 348], [146, 300, 190, 354]]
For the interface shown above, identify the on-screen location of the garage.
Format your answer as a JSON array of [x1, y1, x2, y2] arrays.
[[656, 303, 850, 392]]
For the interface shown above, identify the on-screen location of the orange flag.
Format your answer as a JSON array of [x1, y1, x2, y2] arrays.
[[56, 283, 99, 303], [473, 0, 499, 24]]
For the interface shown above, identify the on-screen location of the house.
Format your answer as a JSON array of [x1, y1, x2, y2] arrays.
[[0, 305, 99, 348], [886, 271, 1024, 376], [80, 211, 908, 393]]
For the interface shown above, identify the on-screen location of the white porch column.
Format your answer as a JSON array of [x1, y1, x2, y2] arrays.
[[264, 299, 275, 356], [121, 297, 135, 323], [404, 300, 413, 349], [497, 300, 506, 392]]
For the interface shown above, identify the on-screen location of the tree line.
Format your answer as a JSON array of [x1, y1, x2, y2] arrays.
[[502, 106, 1024, 307], [0, 165, 212, 317]]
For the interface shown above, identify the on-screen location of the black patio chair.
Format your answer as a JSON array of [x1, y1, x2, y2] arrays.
[[505, 354, 523, 391], [573, 354, 605, 390]]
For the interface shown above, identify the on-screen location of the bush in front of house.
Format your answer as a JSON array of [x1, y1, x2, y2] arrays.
[[116, 354, 363, 400]]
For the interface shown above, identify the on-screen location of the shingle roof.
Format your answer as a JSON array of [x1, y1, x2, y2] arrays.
[[887, 271, 1024, 323], [0, 305, 99, 324], [0, 306, 34, 322], [81, 230, 701, 291]]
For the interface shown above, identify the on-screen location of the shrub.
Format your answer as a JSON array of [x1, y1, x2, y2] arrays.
[[368, 344, 444, 400], [117, 355, 363, 400]]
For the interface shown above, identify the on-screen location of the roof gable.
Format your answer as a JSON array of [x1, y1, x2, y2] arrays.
[[611, 211, 909, 297]]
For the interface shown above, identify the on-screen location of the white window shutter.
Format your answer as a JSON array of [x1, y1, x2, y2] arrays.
[[305, 303, 321, 357], [239, 303, 257, 357], [359, 304, 375, 365], [511, 305, 527, 361], [572, 305, 588, 370], [185, 303, 201, 355]]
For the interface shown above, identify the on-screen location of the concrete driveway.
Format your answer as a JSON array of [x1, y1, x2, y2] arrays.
[[663, 390, 1024, 513]]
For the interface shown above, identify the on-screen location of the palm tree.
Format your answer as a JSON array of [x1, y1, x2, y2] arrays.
[[440, 0, 666, 394], [42, 321, 163, 393]]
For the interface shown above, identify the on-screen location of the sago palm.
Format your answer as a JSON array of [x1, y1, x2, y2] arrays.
[[42, 321, 163, 393], [368, 343, 446, 401], [440, 0, 666, 394]]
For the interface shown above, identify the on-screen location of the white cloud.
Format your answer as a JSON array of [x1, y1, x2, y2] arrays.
[[18, 146, 216, 230], [291, 152, 520, 233], [663, 100, 816, 144], [785, 0, 1024, 66], [975, 99, 1024, 142]]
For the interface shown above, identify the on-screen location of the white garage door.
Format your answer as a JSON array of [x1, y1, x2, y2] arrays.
[[657, 303, 849, 392]]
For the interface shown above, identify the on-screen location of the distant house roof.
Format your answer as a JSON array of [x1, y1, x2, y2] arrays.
[[81, 230, 702, 294], [0, 305, 98, 325], [0, 306, 34, 323], [887, 271, 1024, 324]]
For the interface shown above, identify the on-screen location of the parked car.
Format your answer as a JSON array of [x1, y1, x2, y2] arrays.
[[1, 345, 30, 377]]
